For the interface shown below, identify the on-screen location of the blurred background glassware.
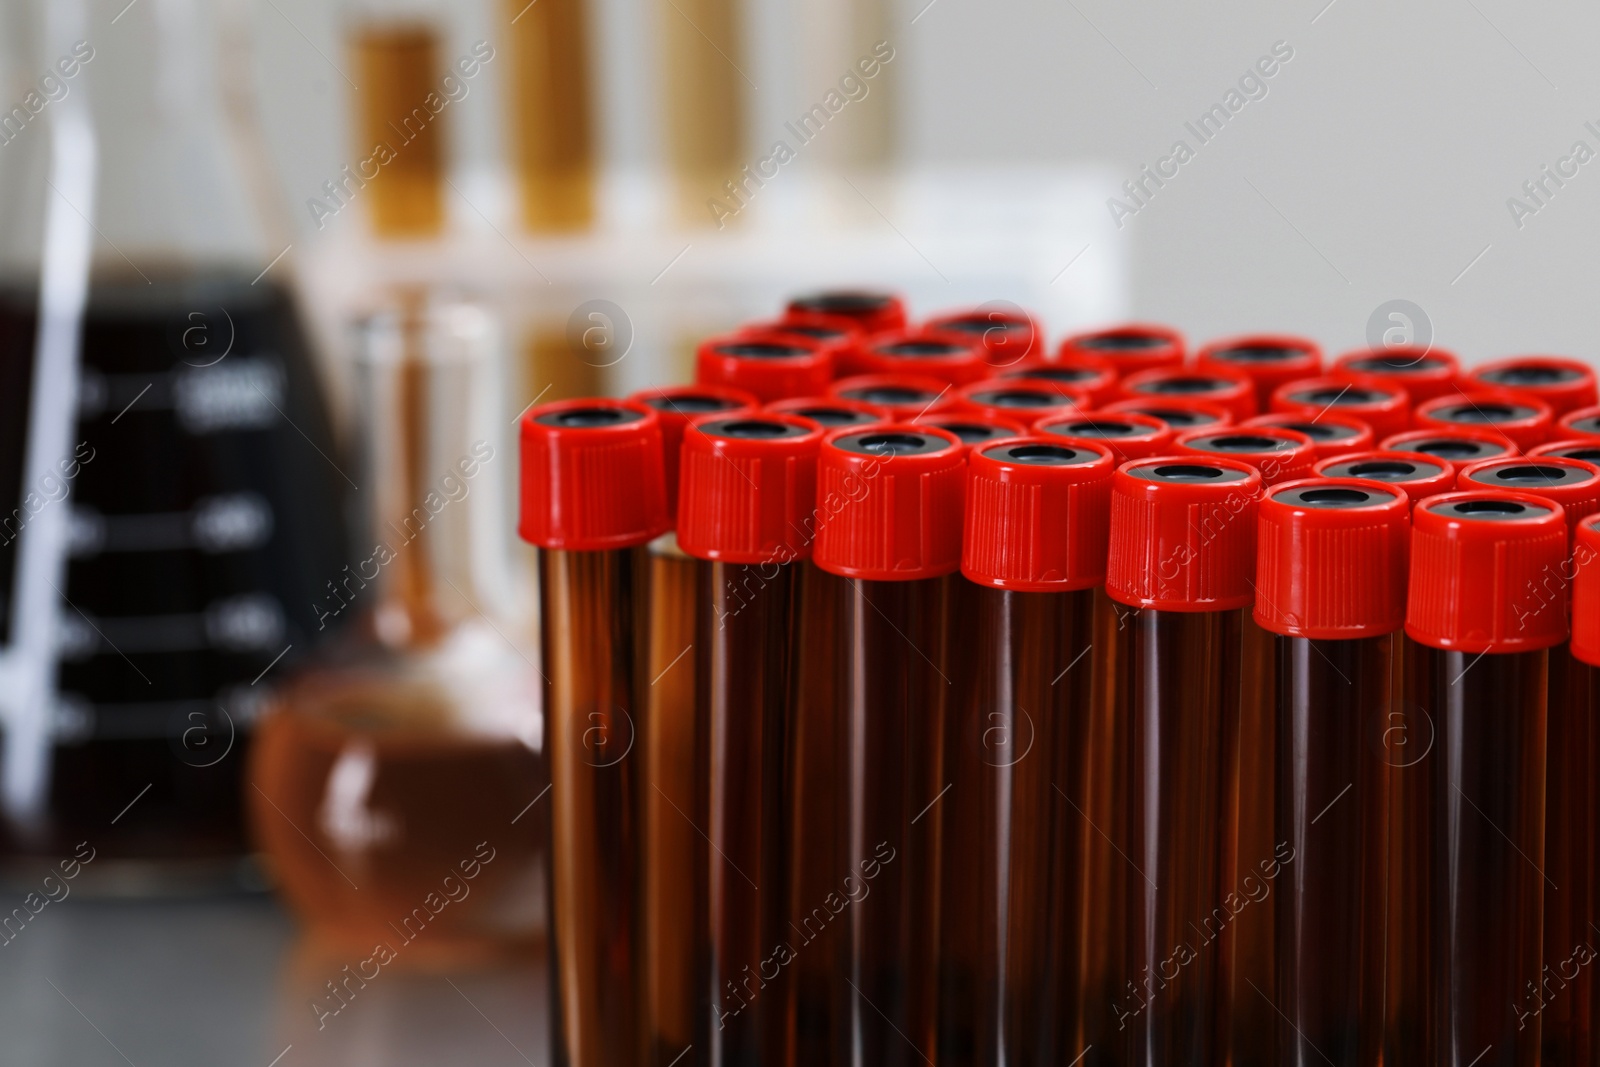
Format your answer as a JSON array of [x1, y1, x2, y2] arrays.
[[248, 292, 546, 960], [0, 0, 349, 885]]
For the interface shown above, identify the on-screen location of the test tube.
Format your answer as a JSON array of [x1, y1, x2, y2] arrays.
[[1412, 391, 1554, 452], [695, 331, 836, 404], [506, 0, 596, 230], [1464, 357, 1599, 417], [1117, 367, 1258, 422], [1314, 451, 1456, 503], [852, 328, 991, 386], [813, 424, 966, 1066], [828, 373, 956, 421], [1034, 411, 1176, 463], [350, 18, 446, 237], [1381, 428, 1519, 472], [1058, 323, 1186, 378], [1331, 347, 1461, 406], [1270, 376, 1412, 441], [1565, 516, 1600, 1067], [1255, 478, 1409, 1065], [940, 437, 1115, 1066], [1171, 426, 1316, 485], [786, 290, 907, 337], [1105, 455, 1263, 1066], [520, 399, 669, 1067], [676, 413, 825, 1066], [1404, 490, 1568, 1067], [1193, 334, 1322, 411], [1242, 411, 1374, 462], [629, 385, 759, 518]]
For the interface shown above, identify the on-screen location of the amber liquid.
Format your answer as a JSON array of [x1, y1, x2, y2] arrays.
[[352, 25, 447, 238], [642, 541, 707, 1067], [1274, 634, 1393, 1066], [1117, 608, 1241, 1067], [938, 583, 1094, 1066], [507, 0, 596, 230], [1386, 637, 1438, 1065], [540, 546, 650, 1067], [700, 560, 798, 1066], [249, 674, 546, 957], [1543, 654, 1595, 1067], [658, 0, 746, 224]]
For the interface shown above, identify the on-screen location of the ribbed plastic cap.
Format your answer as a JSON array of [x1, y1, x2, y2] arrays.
[[1119, 367, 1257, 422], [1034, 411, 1175, 463], [1059, 323, 1185, 377], [1413, 390, 1554, 451], [1243, 412, 1374, 461], [519, 399, 669, 550], [962, 437, 1115, 591], [1405, 490, 1569, 652], [1465, 356, 1598, 416], [925, 306, 1042, 369], [1173, 427, 1316, 485], [1106, 456, 1264, 611], [1195, 334, 1322, 410], [1458, 456, 1600, 541], [786, 290, 906, 335], [1571, 516, 1600, 666], [765, 395, 886, 429], [696, 330, 834, 403], [1272, 375, 1411, 440], [1101, 396, 1234, 429], [813, 425, 965, 581], [1530, 440, 1600, 464], [676, 414, 825, 564], [1000, 355, 1118, 406], [912, 411, 1028, 451], [763, 310, 869, 376], [1333, 347, 1461, 405], [1254, 477, 1410, 638], [1314, 450, 1455, 503], [629, 384, 760, 520], [954, 377, 1088, 423], [1381, 427, 1518, 470], [828, 373, 954, 420], [1557, 404, 1600, 443], [855, 328, 989, 386]]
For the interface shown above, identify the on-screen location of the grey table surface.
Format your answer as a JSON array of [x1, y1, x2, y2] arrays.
[[0, 895, 548, 1066]]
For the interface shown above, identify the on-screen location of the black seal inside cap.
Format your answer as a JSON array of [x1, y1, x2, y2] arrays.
[[702, 418, 810, 440], [1137, 407, 1215, 427], [714, 340, 811, 360], [1129, 462, 1251, 484], [775, 323, 846, 340], [937, 316, 1024, 335], [1186, 433, 1296, 454], [1001, 366, 1095, 383], [793, 291, 891, 314], [879, 339, 969, 357], [1349, 353, 1441, 373], [1435, 402, 1532, 423], [1268, 420, 1350, 442], [841, 385, 935, 405], [969, 388, 1065, 409], [791, 405, 876, 427], [1467, 461, 1593, 487], [1291, 385, 1384, 405], [1076, 331, 1167, 351], [1274, 484, 1395, 509], [1323, 457, 1442, 482], [834, 430, 949, 458], [1567, 416, 1600, 435], [1482, 363, 1581, 386], [984, 442, 1098, 466], [1429, 497, 1552, 521], [538, 406, 642, 428], [1138, 376, 1229, 395], [1210, 344, 1305, 363], [1046, 419, 1140, 439], [1546, 445, 1600, 462], [643, 393, 741, 415], [1399, 437, 1500, 461]]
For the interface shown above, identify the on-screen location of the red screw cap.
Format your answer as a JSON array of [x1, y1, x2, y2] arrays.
[[519, 398, 669, 551], [828, 373, 955, 421], [786, 290, 906, 336], [1556, 404, 1600, 443], [1119, 367, 1258, 422], [1271, 375, 1411, 441], [1173, 426, 1316, 486], [963, 437, 1115, 592], [912, 412, 1029, 453], [1314, 450, 1455, 504], [954, 377, 1088, 423], [1413, 390, 1554, 451], [696, 330, 834, 403], [1464, 356, 1599, 417], [1570, 516, 1600, 667], [1058, 323, 1185, 378], [629, 384, 760, 521], [765, 395, 886, 429], [1243, 412, 1373, 461], [1457, 456, 1600, 543], [1530, 439, 1600, 464], [924, 306, 1043, 369], [1195, 334, 1323, 410], [1034, 410, 1176, 463], [761, 310, 869, 377], [1255, 477, 1410, 639], [1101, 395, 1234, 430], [1405, 490, 1569, 653], [1332, 347, 1461, 405], [676, 414, 825, 564], [813, 425, 966, 581], [854, 327, 990, 386], [999, 355, 1118, 407], [1381, 427, 1518, 471], [1106, 455, 1263, 612]]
